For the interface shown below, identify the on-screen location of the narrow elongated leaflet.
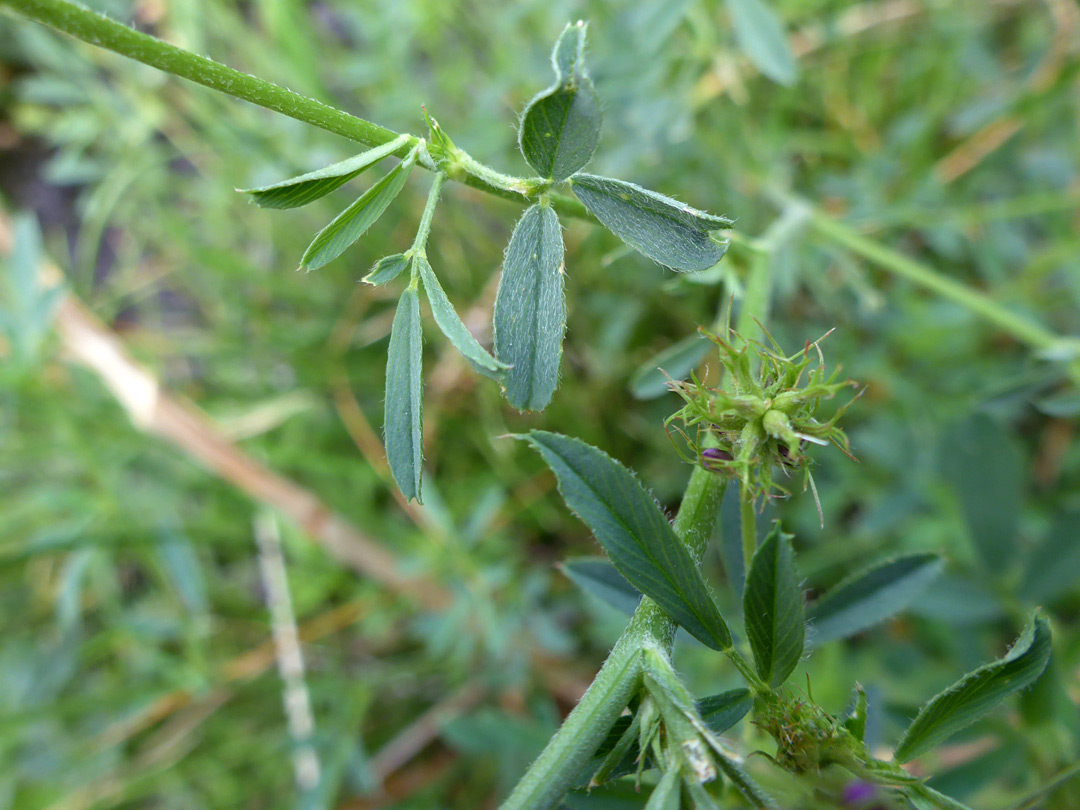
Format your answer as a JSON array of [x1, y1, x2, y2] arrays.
[[363, 252, 411, 286], [894, 613, 1052, 762], [570, 174, 731, 271], [698, 689, 753, 735], [644, 767, 681, 810], [494, 204, 566, 411], [743, 524, 805, 687], [384, 287, 424, 502], [807, 553, 943, 645], [518, 22, 601, 182], [300, 150, 416, 271], [725, 0, 797, 86], [416, 255, 507, 376], [907, 784, 975, 810], [521, 431, 732, 650], [692, 715, 777, 809], [240, 133, 411, 208]]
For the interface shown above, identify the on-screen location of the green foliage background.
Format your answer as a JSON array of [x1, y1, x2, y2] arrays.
[[0, 0, 1078, 807]]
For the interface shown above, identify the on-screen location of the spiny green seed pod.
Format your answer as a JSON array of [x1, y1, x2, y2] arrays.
[[666, 326, 859, 504]]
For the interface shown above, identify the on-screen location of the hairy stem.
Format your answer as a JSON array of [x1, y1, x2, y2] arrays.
[[499, 471, 728, 810], [740, 483, 757, 573], [0, 0, 591, 220]]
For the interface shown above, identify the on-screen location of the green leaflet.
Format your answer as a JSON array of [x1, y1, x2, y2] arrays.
[[894, 613, 1052, 763], [522, 431, 733, 650], [363, 252, 411, 286], [743, 524, 805, 687], [416, 255, 507, 376], [698, 689, 753, 735], [644, 767, 681, 810], [807, 553, 943, 645], [494, 204, 566, 411], [239, 133, 411, 209], [385, 287, 424, 502], [692, 716, 777, 810], [569, 174, 731, 272], [300, 149, 416, 271], [518, 22, 601, 183], [629, 334, 712, 400], [725, 0, 797, 86], [940, 414, 1024, 571], [907, 783, 976, 810]]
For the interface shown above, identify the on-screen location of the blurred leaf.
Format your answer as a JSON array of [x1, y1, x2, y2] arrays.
[[725, 0, 797, 86], [299, 150, 416, 270], [385, 287, 424, 502], [560, 557, 642, 616], [629, 335, 711, 400], [1019, 509, 1080, 602], [494, 204, 566, 411], [239, 134, 411, 208], [807, 554, 943, 645], [894, 613, 1052, 762], [569, 174, 731, 271], [0, 214, 63, 361], [417, 255, 507, 375], [939, 414, 1024, 571], [157, 529, 208, 614], [363, 252, 411, 286], [908, 575, 1007, 625], [744, 524, 804, 687], [519, 22, 601, 183], [521, 431, 732, 650], [698, 688, 752, 735], [1034, 391, 1080, 418]]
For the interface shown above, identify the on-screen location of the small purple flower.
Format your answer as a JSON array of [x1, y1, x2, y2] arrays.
[[701, 447, 733, 469], [841, 781, 878, 806]]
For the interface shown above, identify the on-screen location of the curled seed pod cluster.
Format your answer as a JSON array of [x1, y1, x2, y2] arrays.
[[666, 327, 860, 503]]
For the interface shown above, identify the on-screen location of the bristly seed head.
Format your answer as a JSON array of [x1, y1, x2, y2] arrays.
[[666, 325, 860, 507]]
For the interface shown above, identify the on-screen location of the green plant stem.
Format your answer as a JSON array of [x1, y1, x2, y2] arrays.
[[740, 483, 757, 573], [499, 470, 728, 810], [412, 172, 446, 255], [0, 0, 591, 221], [807, 208, 1080, 385], [1006, 760, 1080, 810]]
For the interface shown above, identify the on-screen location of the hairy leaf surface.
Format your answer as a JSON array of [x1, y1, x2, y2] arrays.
[[240, 134, 411, 208], [570, 174, 731, 271], [523, 431, 732, 650], [744, 524, 805, 687], [300, 150, 416, 271], [519, 22, 601, 182], [416, 255, 507, 376], [494, 204, 566, 411], [385, 287, 424, 502], [894, 613, 1052, 762]]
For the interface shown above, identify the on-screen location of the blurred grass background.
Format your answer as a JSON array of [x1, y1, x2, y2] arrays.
[[0, 0, 1078, 808]]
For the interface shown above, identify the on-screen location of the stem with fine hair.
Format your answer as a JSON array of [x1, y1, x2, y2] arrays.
[[0, 0, 591, 221], [499, 470, 728, 810], [740, 483, 757, 572]]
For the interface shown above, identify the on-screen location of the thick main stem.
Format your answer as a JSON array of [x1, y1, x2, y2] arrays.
[[499, 470, 727, 810], [0, 0, 591, 220]]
